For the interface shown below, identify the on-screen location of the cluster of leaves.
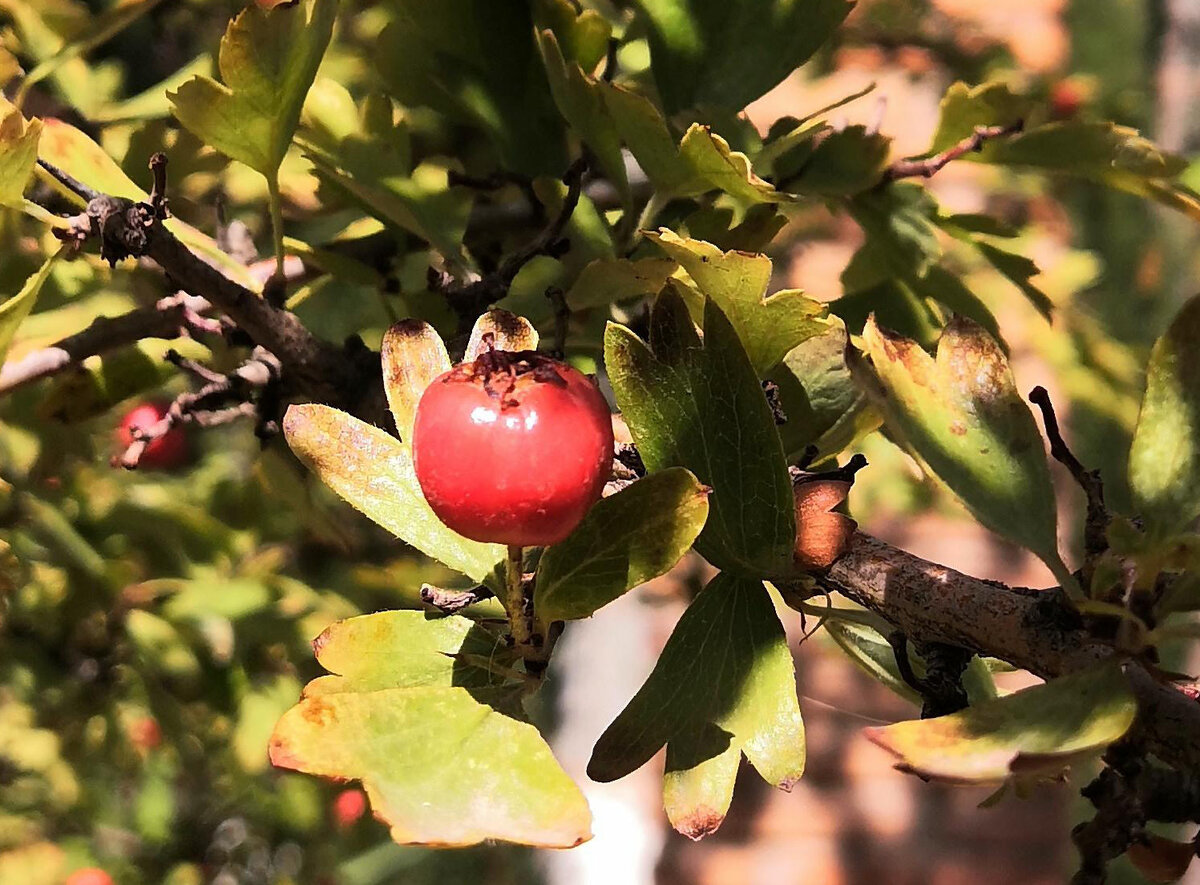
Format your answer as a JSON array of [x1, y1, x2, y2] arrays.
[[0, 0, 1197, 880]]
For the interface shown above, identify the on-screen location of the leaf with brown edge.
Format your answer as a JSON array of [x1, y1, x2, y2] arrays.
[[381, 319, 451, 444], [282, 403, 503, 583], [465, 309, 539, 361], [858, 315, 1071, 589], [270, 685, 591, 848], [588, 574, 804, 839], [793, 478, 856, 570], [866, 662, 1135, 784]]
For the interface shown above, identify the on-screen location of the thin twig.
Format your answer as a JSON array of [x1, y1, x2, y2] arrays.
[[879, 120, 1025, 185]]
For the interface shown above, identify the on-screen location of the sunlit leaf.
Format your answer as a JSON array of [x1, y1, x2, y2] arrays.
[[0, 252, 58, 369], [0, 98, 41, 208], [564, 257, 677, 310], [282, 403, 504, 583], [170, 0, 337, 179], [605, 291, 795, 575], [271, 685, 591, 848], [535, 468, 709, 621], [858, 316, 1067, 582], [465, 309, 539, 360], [1129, 294, 1200, 535], [381, 319, 451, 444], [588, 573, 804, 838], [647, 230, 827, 374], [866, 662, 1135, 784]]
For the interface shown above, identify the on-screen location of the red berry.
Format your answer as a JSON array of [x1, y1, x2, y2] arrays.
[[412, 351, 614, 547], [333, 788, 367, 829], [66, 870, 113, 885], [117, 402, 188, 470], [128, 716, 161, 752]]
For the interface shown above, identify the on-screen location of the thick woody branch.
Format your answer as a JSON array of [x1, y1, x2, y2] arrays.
[[820, 533, 1200, 771]]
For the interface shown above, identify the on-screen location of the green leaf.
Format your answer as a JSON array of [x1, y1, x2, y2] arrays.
[[845, 183, 942, 282], [0, 252, 58, 369], [302, 610, 520, 695], [676, 124, 789, 205], [647, 230, 828, 374], [605, 291, 795, 575], [974, 241, 1054, 320], [91, 55, 213, 124], [866, 662, 1135, 784], [535, 468, 710, 621], [376, 0, 565, 176], [929, 81, 1029, 154], [1129, 295, 1200, 535], [781, 125, 891, 196], [564, 257, 677, 310], [169, 0, 337, 179], [588, 574, 804, 838], [635, 0, 853, 114], [825, 619, 921, 704], [0, 98, 41, 208], [535, 28, 628, 202], [282, 403, 504, 583], [271, 685, 591, 847], [381, 320, 452, 445], [858, 316, 1067, 580]]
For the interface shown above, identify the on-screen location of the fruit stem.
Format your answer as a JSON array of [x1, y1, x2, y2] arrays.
[[504, 545, 549, 679]]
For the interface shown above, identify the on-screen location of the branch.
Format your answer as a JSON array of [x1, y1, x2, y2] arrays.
[[880, 120, 1025, 184], [820, 533, 1200, 772]]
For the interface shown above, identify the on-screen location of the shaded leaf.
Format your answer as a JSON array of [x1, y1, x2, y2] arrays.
[[170, 0, 337, 178], [1129, 295, 1200, 535], [635, 0, 853, 114], [974, 242, 1054, 320], [588, 573, 804, 838], [381, 319, 452, 444], [91, 55, 213, 124], [564, 257, 677, 310], [866, 663, 1135, 784], [0, 252, 58, 369], [535, 468, 710, 621], [858, 316, 1067, 579], [605, 291, 795, 575], [647, 230, 827, 374], [825, 619, 921, 704], [271, 685, 591, 847], [781, 125, 891, 195], [845, 183, 942, 282], [282, 404, 504, 583]]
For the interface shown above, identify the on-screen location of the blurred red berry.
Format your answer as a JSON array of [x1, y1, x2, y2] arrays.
[[65, 869, 114, 885], [116, 402, 188, 470], [333, 788, 367, 829], [128, 716, 161, 752]]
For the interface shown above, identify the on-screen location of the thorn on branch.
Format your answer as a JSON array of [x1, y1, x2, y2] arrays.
[[763, 379, 787, 425], [420, 583, 494, 615], [148, 152, 170, 220], [37, 157, 101, 203], [1029, 386, 1109, 561], [887, 632, 971, 718], [879, 119, 1025, 185]]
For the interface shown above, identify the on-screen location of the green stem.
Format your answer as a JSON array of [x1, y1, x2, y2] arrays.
[[266, 172, 286, 282]]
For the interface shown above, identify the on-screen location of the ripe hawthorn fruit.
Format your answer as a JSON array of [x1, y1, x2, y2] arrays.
[[117, 401, 188, 470], [333, 788, 368, 829], [412, 348, 614, 547]]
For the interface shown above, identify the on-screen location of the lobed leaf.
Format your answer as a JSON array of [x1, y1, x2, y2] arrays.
[[588, 573, 804, 838], [282, 404, 503, 583], [648, 230, 827, 374], [605, 291, 795, 575], [858, 315, 1066, 579], [271, 685, 590, 848], [866, 662, 1135, 784], [170, 0, 337, 179], [535, 468, 710, 621], [381, 319, 452, 444], [1128, 295, 1200, 535]]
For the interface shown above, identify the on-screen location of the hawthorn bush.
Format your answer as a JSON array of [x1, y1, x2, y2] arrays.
[[0, 1, 1198, 883]]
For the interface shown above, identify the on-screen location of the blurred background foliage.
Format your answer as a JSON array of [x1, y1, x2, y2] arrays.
[[0, 0, 1197, 883]]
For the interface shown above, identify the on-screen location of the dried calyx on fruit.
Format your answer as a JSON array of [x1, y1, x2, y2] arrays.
[[412, 340, 614, 547]]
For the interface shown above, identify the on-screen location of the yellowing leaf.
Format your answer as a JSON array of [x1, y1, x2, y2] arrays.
[[866, 663, 1135, 784], [170, 0, 337, 179], [282, 403, 504, 583], [0, 252, 58, 369], [1129, 295, 1200, 535], [380, 319, 451, 444], [859, 316, 1068, 584], [465, 309, 539, 360], [271, 686, 591, 847], [676, 124, 787, 205], [0, 98, 41, 208]]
